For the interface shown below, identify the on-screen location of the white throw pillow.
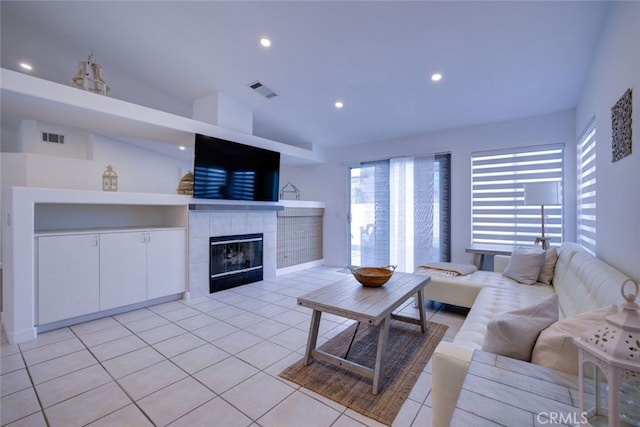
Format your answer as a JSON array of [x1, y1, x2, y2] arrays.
[[482, 295, 559, 361], [537, 247, 558, 285], [531, 305, 618, 375], [502, 246, 547, 285]]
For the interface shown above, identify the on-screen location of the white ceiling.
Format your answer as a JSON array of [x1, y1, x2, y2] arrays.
[[1, 1, 611, 151]]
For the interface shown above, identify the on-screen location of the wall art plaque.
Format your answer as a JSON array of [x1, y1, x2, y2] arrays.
[[611, 88, 632, 162]]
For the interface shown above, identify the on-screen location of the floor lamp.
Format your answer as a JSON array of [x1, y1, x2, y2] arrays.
[[524, 182, 560, 250]]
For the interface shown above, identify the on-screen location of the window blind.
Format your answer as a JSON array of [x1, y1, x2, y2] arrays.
[[577, 120, 596, 255], [471, 144, 564, 247]]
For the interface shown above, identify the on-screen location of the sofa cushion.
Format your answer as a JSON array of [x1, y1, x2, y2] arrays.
[[482, 294, 559, 361], [420, 269, 554, 309], [451, 287, 554, 350], [502, 246, 546, 285], [531, 304, 618, 374], [538, 247, 558, 285], [555, 251, 631, 318]]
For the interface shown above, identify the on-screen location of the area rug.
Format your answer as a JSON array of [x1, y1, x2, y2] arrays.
[[279, 319, 448, 425]]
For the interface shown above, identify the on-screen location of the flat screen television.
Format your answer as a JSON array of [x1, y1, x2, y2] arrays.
[[193, 134, 280, 202]]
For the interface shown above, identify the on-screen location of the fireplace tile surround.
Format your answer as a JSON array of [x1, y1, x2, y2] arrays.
[[188, 210, 277, 299]]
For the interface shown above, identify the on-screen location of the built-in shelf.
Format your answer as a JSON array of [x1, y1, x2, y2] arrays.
[[1, 187, 190, 344], [188, 198, 325, 211], [189, 203, 284, 211], [0, 68, 324, 166], [279, 200, 326, 209], [35, 226, 186, 237]]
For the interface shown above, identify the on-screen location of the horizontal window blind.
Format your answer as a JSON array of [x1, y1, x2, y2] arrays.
[[471, 144, 564, 247], [577, 120, 596, 255]]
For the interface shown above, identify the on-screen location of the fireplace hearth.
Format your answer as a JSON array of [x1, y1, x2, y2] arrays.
[[210, 233, 263, 293]]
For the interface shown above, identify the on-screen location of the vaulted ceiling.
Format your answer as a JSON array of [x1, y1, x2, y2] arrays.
[[1, 1, 611, 151]]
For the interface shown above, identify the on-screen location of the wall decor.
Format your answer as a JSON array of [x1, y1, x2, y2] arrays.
[[72, 51, 111, 96], [279, 181, 300, 200], [176, 171, 194, 195], [611, 88, 632, 162], [102, 165, 118, 192]]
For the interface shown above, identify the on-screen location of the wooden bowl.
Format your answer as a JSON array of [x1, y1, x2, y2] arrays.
[[349, 265, 396, 287]]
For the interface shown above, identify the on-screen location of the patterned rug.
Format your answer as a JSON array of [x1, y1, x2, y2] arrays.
[[279, 319, 448, 425]]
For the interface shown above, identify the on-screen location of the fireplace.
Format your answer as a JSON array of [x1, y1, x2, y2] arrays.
[[210, 233, 263, 293]]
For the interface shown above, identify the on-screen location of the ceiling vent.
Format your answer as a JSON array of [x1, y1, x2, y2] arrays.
[[248, 81, 277, 99]]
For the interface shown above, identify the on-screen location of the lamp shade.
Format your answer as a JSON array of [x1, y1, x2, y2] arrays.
[[524, 182, 560, 206]]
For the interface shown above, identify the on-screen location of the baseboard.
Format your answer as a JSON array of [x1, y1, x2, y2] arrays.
[[276, 259, 324, 276]]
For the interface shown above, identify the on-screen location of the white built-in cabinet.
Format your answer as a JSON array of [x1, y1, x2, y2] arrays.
[[33, 191, 188, 327], [99, 228, 186, 310], [145, 229, 187, 299], [37, 227, 185, 324], [37, 234, 101, 324], [99, 231, 148, 311]]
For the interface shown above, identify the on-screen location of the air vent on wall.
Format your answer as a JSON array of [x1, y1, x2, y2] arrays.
[[42, 132, 65, 144], [248, 81, 277, 99]]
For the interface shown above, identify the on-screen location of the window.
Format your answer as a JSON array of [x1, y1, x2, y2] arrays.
[[471, 144, 564, 247], [349, 153, 450, 272], [577, 120, 596, 255]]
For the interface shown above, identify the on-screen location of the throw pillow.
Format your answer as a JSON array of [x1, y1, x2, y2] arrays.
[[482, 295, 559, 361], [537, 247, 559, 285], [531, 305, 618, 375], [502, 246, 546, 285]]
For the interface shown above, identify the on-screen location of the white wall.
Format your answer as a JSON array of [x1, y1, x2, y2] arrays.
[[18, 120, 91, 159], [576, 2, 640, 281], [1, 120, 192, 194], [285, 110, 577, 268]]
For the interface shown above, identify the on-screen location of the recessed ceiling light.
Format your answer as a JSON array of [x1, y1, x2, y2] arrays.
[[260, 38, 271, 47], [431, 73, 442, 82], [20, 62, 33, 71], [179, 146, 186, 151], [335, 101, 344, 109]]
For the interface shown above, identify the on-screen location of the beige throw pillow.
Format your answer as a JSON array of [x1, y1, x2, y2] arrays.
[[531, 305, 618, 375], [482, 295, 559, 361], [503, 246, 546, 285], [537, 247, 558, 285]]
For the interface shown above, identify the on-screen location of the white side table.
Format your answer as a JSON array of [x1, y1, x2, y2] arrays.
[[465, 244, 514, 270]]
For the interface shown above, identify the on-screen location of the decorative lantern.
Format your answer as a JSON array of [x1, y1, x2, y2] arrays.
[[102, 165, 118, 192], [575, 279, 640, 426], [72, 51, 110, 96], [279, 181, 300, 200], [176, 171, 194, 195]]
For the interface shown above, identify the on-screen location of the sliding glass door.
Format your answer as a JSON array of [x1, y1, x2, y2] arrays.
[[349, 154, 450, 272]]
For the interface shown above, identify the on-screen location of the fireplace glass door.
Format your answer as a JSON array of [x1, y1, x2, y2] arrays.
[[209, 234, 263, 292]]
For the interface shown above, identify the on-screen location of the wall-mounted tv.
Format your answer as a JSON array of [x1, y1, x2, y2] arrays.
[[193, 134, 280, 202]]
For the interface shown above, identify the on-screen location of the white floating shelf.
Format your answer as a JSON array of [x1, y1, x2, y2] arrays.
[[0, 68, 324, 166]]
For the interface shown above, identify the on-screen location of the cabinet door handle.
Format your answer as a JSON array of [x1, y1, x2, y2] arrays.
[[147, 232, 151, 243], [94, 235, 99, 246]]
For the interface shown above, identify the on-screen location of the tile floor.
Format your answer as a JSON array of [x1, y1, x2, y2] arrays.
[[1, 266, 467, 427]]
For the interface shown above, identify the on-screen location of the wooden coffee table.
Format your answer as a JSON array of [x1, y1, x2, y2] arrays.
[[297, 272, 431, 394]]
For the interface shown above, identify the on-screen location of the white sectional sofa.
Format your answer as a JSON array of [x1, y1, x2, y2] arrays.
[[421, 242, 632, 427]]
